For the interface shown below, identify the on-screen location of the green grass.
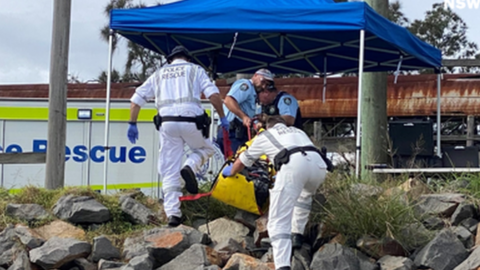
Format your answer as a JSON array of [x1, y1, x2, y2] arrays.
[[318, 173, 431, 249]]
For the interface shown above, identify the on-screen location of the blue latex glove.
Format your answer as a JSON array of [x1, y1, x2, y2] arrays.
[[127, 123, 138, 144], [222, 164, 234, 177], [220, 117, 229, 130]]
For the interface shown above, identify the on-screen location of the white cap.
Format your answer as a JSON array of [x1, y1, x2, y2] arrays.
[[255, 68, 274, 81]]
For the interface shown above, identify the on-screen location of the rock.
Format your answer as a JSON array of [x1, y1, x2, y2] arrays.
[[240, 236, 256, 251], [310, 243, 378, 270], [459, 218, 478, 234], [253, 215, 269, 247], [198, 218, 249, 245], [123, 225, 209, 267], [34, 220, 85, 240], [414, 229, 468, 270], [121, 253, 153, 270], [453, 245, 480, 270], [72, 258, 97, 270], [260, 248, 274, 263], [214, 238, 247, 266], [6, 204, 49, 222], [399, 178, 431, 199], [53, 195, 111, 224], [306, 223, 334, 252], [0, 226, 25, 266], [192, 219, 207, 230], [98, 259, 125, 270], [198, 266, 221, 270], [234, 210, 259, 232], [356, 236, 407, 259], [414, 193, 465, 217], [452, 226, 474, 249], [158, 244, 222, 270], [451, 203, 478, 226], [120, 196, 157, 225], [14, 225, 45, 249], [377, 255, 415, 270], [8, 250, 31, 270], [291, 244, 312, 270], [328, 233, 347, 245], [29, 237, 91, 269], [400, 223, 433, 251], [223, 253, 275, 270], [422, 216, 445, 230], [92, 236, 121, 262]]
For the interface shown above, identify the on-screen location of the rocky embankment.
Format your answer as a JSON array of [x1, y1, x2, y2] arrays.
[[2, 185, 480, 270]]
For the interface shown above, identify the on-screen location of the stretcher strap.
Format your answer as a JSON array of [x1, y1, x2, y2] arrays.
[[223, 127, 233, 160], [179, 191, 212, 201]]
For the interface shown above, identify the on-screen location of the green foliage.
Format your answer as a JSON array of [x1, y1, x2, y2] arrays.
[[98, 0, 163, 82], [409, 3, 478, 73], [388, 1, 409, 27], [319, 174, 426, 248]]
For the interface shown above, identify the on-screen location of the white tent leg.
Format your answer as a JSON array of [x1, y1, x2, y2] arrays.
[[355, 30, 365, 178], [436, 73, 442, 157], [103, 30, 114, 194]]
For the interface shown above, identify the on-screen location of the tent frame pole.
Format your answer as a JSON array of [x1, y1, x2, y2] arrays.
[[323, 56, 327, 103], [103, 30, 114, 194], [436, 73, 442, 157], [355, 30, 365, 178]]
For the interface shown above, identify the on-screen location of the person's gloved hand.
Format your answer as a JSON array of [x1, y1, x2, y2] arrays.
[[127, 122, 138, 144], [220, 117, 229, 130], [222, 164, 234, 177]]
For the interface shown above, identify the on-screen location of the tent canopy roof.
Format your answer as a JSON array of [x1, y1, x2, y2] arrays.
[[110, 0, 442, 75]]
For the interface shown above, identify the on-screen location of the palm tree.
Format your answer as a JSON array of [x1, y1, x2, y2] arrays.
[[98, 0, 164, 82]]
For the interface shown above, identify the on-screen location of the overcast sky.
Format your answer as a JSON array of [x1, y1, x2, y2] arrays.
[[0, 0, 478, 84]]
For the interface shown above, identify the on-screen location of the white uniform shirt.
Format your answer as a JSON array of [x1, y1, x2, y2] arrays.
[[130, 59, 219, 117], [239, 123, 327, 169]]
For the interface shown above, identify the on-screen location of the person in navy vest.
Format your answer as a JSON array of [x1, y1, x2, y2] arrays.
[[257, 83, 303, 129], [216, 69, 275, 154]]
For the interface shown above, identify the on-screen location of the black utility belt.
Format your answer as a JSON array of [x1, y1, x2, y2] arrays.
[[153, 113, 212, 138], [274, 145, 334, 172], [161, 116, 197, 123], [274, 146, 322, 172]]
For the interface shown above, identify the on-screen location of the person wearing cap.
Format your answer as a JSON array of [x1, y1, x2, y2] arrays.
[[127, 45, 229, 227], [216, 68, 274, 154], [257, 83, 303, 129], [221, 115, 328, 270]]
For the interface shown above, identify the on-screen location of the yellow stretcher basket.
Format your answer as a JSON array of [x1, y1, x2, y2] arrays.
[[211, 165, 266, 215], [209, 130, 275, 215]]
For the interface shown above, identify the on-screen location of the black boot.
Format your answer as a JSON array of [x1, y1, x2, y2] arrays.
[[292, 233, 304, 249], [181, 165, 198, 194], [167, 216, 182, 227]]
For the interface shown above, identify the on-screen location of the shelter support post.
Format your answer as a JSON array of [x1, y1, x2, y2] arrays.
[[360, 0, 389, 180], [355, 30, 365, 178], [323, 56, 327, 103], [103, 30, 114, 194], [467, 115, 475, 147], [436, 73, 442, 157], [45, 0, 71, 190], [314, 120, 322, 145]]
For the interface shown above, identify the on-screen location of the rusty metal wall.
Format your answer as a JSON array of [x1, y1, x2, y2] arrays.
[[218, 74, 480, 118], [2, 74, 480, 118]]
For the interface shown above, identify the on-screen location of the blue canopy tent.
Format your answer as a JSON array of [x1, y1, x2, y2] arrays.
[[103, 0, 442, 189]]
